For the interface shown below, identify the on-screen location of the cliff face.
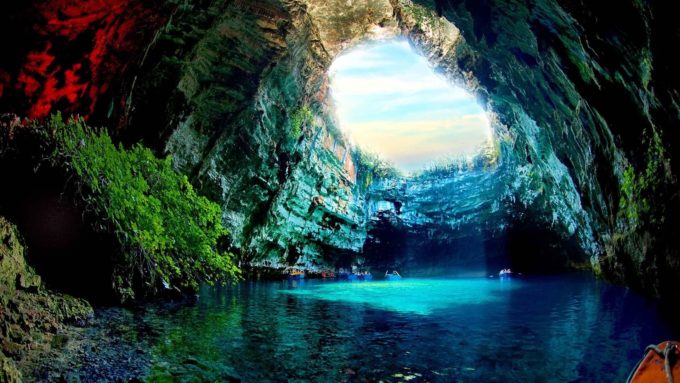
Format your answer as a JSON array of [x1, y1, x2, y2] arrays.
[[409, 0, 680, 299], [363, 166, 510, 274], [146, 1, 368, 266], [0, 0, 679, 300]]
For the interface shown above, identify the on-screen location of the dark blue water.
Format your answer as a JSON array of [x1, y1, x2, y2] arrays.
[[47, 274, 676, 382]]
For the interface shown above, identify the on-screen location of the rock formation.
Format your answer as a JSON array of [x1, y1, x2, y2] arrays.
[[0, 0, 678, 301], [0, 216, 92, 382]]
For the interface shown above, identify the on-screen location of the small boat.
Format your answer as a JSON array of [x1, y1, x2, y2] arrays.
[[627, 341, 679, 383], [359, 273, 373, 281], [498, 269, 517, 279], [287, 270, 305, 280], [385, 274, 402, 281], [338, 272, 361, 280], [321, 271, 336, 278]]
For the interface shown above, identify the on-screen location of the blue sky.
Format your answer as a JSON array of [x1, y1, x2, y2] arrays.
[[329, 39, 492, 173]]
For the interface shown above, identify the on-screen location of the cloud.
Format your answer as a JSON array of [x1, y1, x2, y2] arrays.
[[331, 74, 453, 96], [329, 39, 491, 172], [330, 39, 415, 72], [344, 115, 492, 172]]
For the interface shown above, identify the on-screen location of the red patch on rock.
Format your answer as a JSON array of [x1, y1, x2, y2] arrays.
[[3, 0, 168, 119]]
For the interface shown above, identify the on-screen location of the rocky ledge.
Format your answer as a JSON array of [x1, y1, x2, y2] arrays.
[[0, 216, 92, 382]]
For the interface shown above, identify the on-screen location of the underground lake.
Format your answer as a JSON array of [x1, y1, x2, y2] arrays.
[[2, 0, 680, 382], [23, 275, 678, 382]]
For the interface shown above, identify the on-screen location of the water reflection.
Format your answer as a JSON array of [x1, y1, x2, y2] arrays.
[[47, 274, 676, 382]]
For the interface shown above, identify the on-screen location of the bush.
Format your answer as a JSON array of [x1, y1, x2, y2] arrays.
[[353, 148, 401, 189], [618, 128, 666, 228], [42, 114, 239, 301], [289, 106, 312, 140], [416, 139, 500, 179]]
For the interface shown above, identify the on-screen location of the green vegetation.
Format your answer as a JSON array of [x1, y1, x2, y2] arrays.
[[353, 148, 401, 189], [618, 128, 667, 227], [289, 106, 313, 139], [416, 139, 501, 178], [400, 1, 444, 31], [42, 114, 239, 300]]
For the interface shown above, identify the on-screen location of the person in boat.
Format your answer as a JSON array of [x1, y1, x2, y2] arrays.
[[499, 268, 514, 276]]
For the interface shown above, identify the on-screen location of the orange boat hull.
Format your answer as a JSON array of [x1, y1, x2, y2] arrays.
[[628, 341, 680, 383]]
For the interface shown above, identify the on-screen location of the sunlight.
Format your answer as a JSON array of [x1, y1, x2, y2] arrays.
[[280, 279, 518, 315], [329, 39, 492, 173]]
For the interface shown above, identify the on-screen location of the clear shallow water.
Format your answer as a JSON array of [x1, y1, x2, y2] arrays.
[[280, 278, 519, 315], [47, 274, 677, 382]]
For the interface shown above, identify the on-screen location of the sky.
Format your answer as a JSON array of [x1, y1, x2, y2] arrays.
[[329, 39, 492, 173]]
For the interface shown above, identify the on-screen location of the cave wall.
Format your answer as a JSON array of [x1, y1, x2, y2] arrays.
[[117, 1, 370, 266], [0, 0, 171, 121], [363, 166, 511, 274], [1, 0, 679, 300], [406, 0, 679, 299], [0, 215, 92, 382]]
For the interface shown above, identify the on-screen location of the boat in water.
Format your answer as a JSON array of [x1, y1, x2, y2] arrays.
[[359, 273, 373, 281], [627, 341, 679, 383], [338, 271, 373, 281], [385, 271, 402, 281], [498, 268, 518, 279], [321, 271, 336, 278], [338, 272, 358, 281], [286, 270, 305, 280]]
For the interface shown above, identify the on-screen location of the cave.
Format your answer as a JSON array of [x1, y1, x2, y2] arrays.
[[1, 0, 680, 381], [0, 144, 118, 303]]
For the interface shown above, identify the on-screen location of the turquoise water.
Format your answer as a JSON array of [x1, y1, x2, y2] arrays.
[[281, 279, 519, 315], [44, 274, 677, 382]]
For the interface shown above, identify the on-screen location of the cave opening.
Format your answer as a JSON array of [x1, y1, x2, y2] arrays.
[[321, 32, 588, 278], [0, 130, 118, 303], [329, 38, 495, 174], [326, 38, 519, 276], [3, 0, 680, 380]]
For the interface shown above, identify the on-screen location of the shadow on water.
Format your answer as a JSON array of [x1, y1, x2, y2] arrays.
[[30, 274, 679, 382]]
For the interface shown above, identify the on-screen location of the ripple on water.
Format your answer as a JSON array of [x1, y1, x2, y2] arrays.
[[25, 274, 678, 382]]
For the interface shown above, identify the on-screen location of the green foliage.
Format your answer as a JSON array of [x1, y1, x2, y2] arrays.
[[619, 166, 645, 224], [417, 139, 501, 178], [353, 148, 401, 189], [618, 128, 666, 227], [401, 1, 443, 30], [42, 114, 239, 300], [290, 106, 312, 140]]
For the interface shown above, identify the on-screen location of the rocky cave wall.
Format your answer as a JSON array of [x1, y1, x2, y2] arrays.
[[1, 0, 679, 300], [147, 1, 368, 267], [408, 0, 680, 299], [2, 0, 373, 270], [363, 166, 511, 275]]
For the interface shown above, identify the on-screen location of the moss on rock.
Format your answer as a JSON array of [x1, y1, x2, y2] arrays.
[[0, 216, 93, 382]]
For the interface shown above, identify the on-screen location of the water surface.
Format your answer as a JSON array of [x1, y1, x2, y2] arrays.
[[38, 274, 677, 382]]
